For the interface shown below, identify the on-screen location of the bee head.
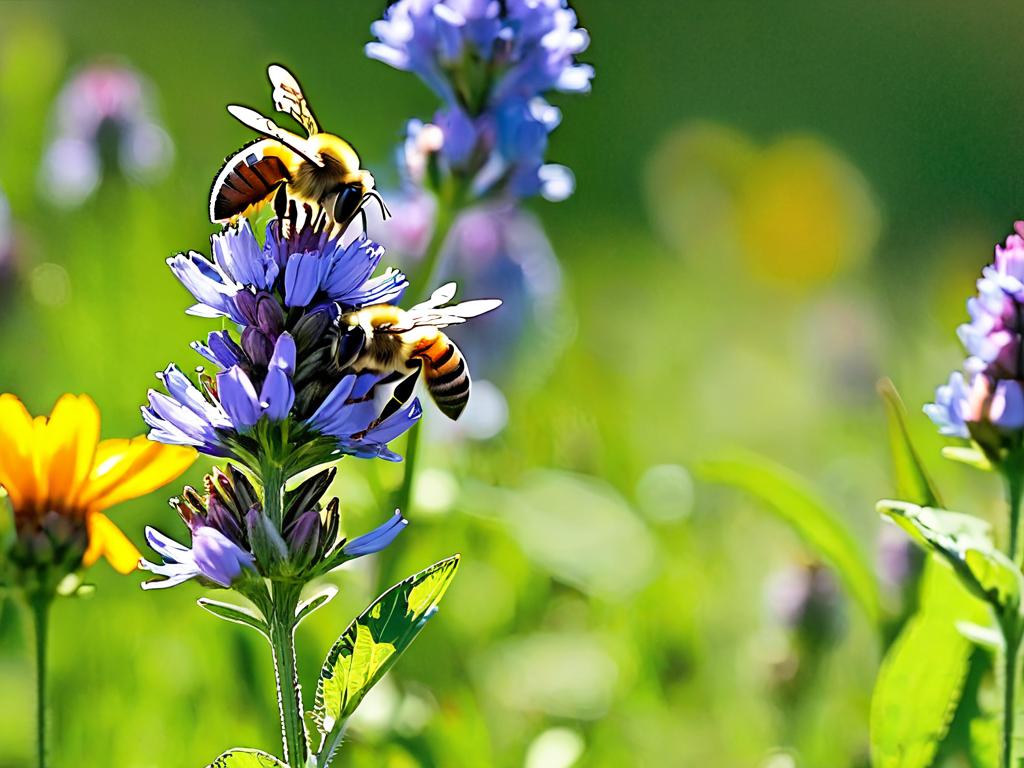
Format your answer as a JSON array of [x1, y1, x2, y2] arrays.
[[342, 310, 378, 342]]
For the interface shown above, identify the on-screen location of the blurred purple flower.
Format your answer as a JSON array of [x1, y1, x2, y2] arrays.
[[764, 561, 845, 641], [40, 62, 173, 207], [0, 185, 14, 291], [368, 0, 592, 203], [923, 371, 971, 439], [367, 0, 592, 105], [876, 523, 925, 592], [440, 205, 563, 382], [927, 223, 1024, 456]]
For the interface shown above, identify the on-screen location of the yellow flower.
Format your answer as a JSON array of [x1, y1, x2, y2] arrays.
[[0, 393, 196, 575]]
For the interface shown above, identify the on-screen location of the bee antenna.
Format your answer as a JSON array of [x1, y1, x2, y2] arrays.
[[362, 190, 391, 220]]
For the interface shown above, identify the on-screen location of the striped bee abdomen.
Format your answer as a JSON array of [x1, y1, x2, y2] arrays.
[[412, 332, 471, 420], [210, 139, 291, 222]]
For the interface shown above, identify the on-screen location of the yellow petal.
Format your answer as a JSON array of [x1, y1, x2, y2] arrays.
[[79, 436, 196, 512], [84, 512, 141, 574], [0, 394, 38, 509], [40, 394, 100, 508]]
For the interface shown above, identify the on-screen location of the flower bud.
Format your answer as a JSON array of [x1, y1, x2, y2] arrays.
[[245, 505, 289, 574], [284, 510, 322, 572]]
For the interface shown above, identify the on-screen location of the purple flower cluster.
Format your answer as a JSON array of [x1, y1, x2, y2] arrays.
[[368, 0, 592, 202], [141, 465, 407, 589], [926, 222, 1024, 456], [142, 217, 421, 465]]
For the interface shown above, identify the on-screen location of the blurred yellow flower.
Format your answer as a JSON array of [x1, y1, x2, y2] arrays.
[[0, 393, 196, 574], [645, 124, 881, 288], [736, 136, 880, 287]]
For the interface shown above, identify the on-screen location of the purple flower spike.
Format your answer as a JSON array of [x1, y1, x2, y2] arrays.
[[927, 222, 1024, 457], [343, 511, 409, 557]]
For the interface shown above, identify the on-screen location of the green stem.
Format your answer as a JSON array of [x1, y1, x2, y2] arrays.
[[393, 421, 422, 518], [409, 183, 460, 301], [1008, 463, 1024, 566], [393, 185, 463, 519], [1002, 458, 1024, 768], [28, 593, 51, 768], [262, 460, 287, 528], [1006, 638, 1019, 768], [267, 584, 306, 766]]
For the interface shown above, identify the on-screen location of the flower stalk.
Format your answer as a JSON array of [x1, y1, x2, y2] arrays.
[[267, 582, 307, 766], [1006, 456, 1024, 566], [28, 591, 51, 768], [394, 184, 463, 518], [1003, 460, 1024, 768], [1001, 605, 1023, 768]]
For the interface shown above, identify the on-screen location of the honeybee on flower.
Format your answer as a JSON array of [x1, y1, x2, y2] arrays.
[[210, 65, 388, 230]]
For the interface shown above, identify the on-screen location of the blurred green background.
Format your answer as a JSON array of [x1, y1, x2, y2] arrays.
[[1, 1, 1022, 766]]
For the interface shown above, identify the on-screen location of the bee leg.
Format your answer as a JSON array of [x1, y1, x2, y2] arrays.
[[376, 366, 422, 422], [333, 326, 366, 371], [272, 183, 289, 220]]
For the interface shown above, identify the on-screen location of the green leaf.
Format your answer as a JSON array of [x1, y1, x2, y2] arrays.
[[942, 446, 994, 472], [313, 554, 460, 760], [871, 561, 989, 768], [878, 379, 943, 507], [197, 598, 268, 637], [204, 748, 289, 767], [296, 585, 338, 627], [878, 500, 1022, 612], [699, 452, 881, 625]]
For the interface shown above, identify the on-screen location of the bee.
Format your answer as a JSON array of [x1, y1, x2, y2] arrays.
[[337, 284, 502, 421], [209, 64, 388, 229]]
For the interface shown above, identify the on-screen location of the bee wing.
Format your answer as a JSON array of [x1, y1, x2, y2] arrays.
[[411, 282, 459, 311], [403, 298, 502, 329], [267, 64, 320, 136], [226, 105, 324, 168]]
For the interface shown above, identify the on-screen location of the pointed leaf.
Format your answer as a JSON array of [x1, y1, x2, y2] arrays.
[[296, 584, 338, 627], [197, 598, 268, 636], [878, 379, 943, 507], [313, 554, 460, 759], [942, 446, 993, 472], [204, 748, 289, 767], [700, 452, 881, 625], [871, 561, 988, 768], [878, 501, 1021, 613]]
